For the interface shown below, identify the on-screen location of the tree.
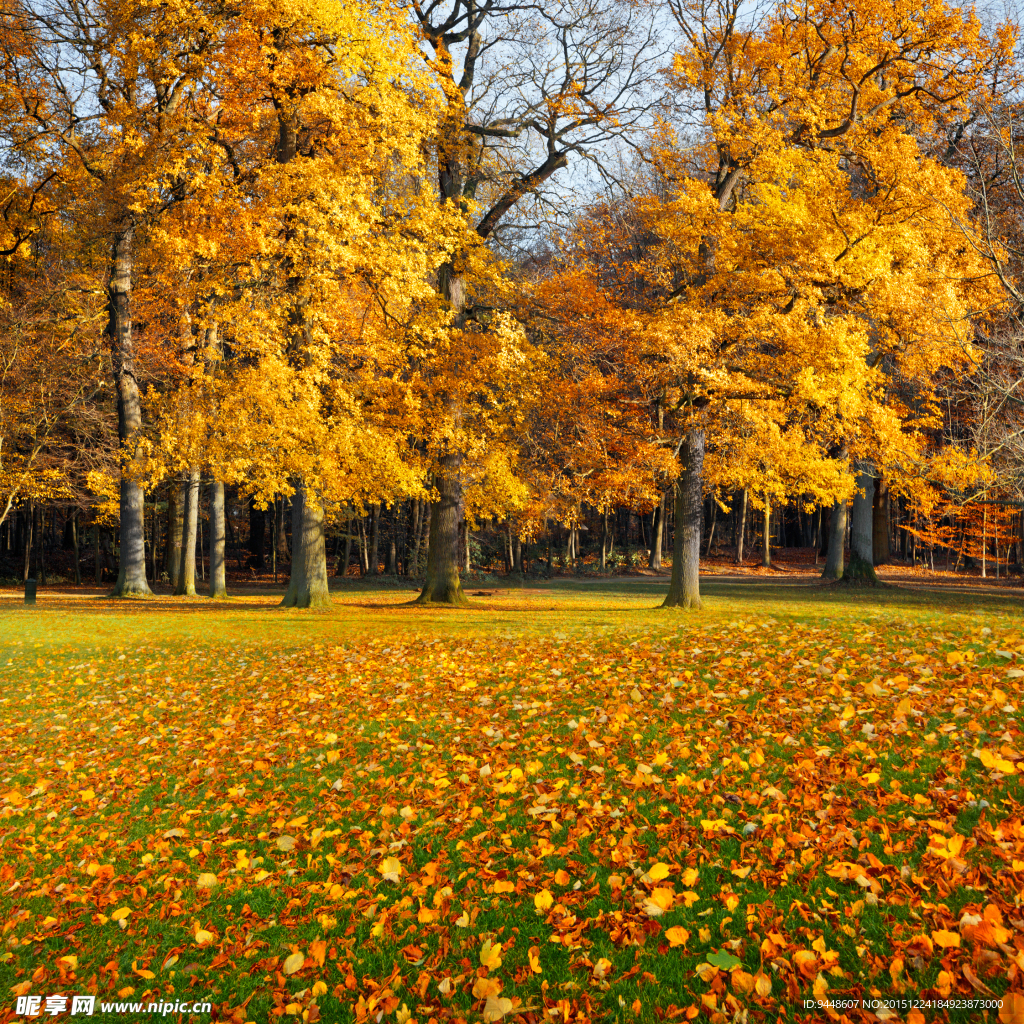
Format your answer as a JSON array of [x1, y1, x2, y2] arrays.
[[410, 0, 667, 604], [3, 0, 227, 596], [643, 0, 1011, 603]]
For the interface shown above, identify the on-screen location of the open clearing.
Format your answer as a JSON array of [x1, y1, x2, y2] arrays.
[[1, 580, 1023, 1024]]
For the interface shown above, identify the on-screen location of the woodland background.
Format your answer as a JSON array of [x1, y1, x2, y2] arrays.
[[2, 0, 1024, 609]]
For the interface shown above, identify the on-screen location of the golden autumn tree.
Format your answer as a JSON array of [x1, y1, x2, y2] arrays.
[[409, 0, 667, 604], [1, 0, 231, 596], [585, 0, 1013, 607], [154, 0, 466, 609]]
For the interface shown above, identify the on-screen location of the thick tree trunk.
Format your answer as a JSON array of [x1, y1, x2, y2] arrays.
[[108, 225, 152, 597], [513, 534, 523, 573], [165, 480, 184, 587], [649, 493, 665, 569], [851, 465, 875, 565], [175, 469, 200, 596], [281, 478, 331, 609], [735, 489, 747, 563], [662, 429, 704, 609], [209, 479, 227, 599], [417, 453, 468, 605], [822, 499, 848, 580]]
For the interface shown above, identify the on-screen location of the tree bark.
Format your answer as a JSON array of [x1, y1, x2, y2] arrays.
[[165, 480, 184, 588], [762, 497, 771, 567], [22, 499, 32, 582], [735, 489, 747, 563], [175, 469, 200, 596], [209, 478, 227, 598], [281, 478, 331, 609], [851, 465, 875, 565], [94, 525, 103, 584], [822, 499, 848, 580], [662, 429, 704, 609], [108, 225, 152, 597], [649, 493, 665, 569], [417, 452, 468, 605]]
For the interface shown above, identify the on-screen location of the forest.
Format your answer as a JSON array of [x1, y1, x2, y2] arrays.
[[2, 0, 1023, 609], [4, 1, 1024, 1023]]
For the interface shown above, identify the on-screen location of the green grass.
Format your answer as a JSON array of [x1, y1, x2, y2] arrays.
[[1, 578, 1022, 1024]]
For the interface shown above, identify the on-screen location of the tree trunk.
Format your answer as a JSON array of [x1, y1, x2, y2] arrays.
[[72, 512, 81, 585], [22, 499, 32, 582], [276, 495, 289, 563], [417, 452, 467, 605], [175, 469, 200, 596], [209, 478, 227, 599], [761, 497, 771, 567], [513, 533, 523, 573], [735, 489, 747, 563], [408, 501, 421, 576], [662, 429, 704, 610], [851, 465, 875, 565], [108, 225, 151, 597], [822, 499, 848, 580], [94, 525, 103, 584], [368, 504, 380, 575], [281, 478, 331, 609], [165, 480, 184, 588], [650, 493, 665, 569]]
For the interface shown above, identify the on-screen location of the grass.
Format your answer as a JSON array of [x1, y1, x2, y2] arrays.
[[1, 578, 1022, 1024]]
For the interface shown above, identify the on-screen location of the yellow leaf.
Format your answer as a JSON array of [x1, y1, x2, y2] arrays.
[[754, 972, 772, 998], [647, 862, 671, 882], [553, 868, 570, 885], [528, 945, 542, 974], [59, 956, 77, 970], [932, 929, 960, 949], [79, 789, 95, 802], [282, 952, 305, 975], [665, 926, 690, 948], [492, 880, 515, 894], [480, 939, 503, 970], [196, 873, 218, 889], [194, 929, 215, 946], [379, 856, 403, 882], [681, 868, 699, 887], [110, 907, 131, 922], [472, 977, 501, 999], [534, 889, 554, 911]]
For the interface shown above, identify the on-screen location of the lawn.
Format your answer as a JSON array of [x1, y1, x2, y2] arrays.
[[1, 579, 1022, 1024]]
